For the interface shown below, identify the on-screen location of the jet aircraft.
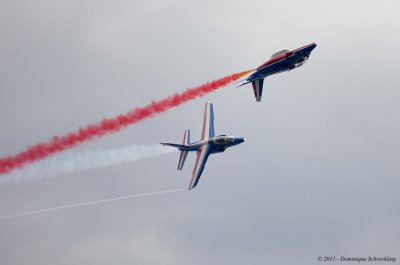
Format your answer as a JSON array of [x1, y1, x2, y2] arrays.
[[161, 102, 245, 190], [238, 42, 317, 102]]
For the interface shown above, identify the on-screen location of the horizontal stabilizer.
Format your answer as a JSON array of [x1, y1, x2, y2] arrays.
[[235, 81, 251, 88], [235, 74, 265, 88], [160, 142, 189, 150]]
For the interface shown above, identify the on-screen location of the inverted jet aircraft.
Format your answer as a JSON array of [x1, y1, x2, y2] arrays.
[[238, 42, 317, 102], [161, 102, 245, 190]]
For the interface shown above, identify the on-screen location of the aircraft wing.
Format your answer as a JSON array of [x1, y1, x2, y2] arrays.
[[188, 102, 215, 190], [188, 144, 211, 190], [235, 75, 265, 102], [252, 78, 264, 102], [201, 102, 215, 139]]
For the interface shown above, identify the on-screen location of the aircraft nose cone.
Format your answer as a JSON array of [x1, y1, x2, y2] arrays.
[[235, 137, 246, 144], [311, 42, 318, 50]]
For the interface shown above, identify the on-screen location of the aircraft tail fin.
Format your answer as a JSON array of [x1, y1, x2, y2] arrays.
[[183, 129, 190, 145], [177, 151, 188, 170], [177, 129, 190, 170], [160, 129, 193, 151]]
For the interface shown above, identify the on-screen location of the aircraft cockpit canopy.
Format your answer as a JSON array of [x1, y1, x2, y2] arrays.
[[270, 49, 290, 59], [214, 136, 234, 144]]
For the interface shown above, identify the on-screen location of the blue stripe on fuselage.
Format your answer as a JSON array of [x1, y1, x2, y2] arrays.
[[249, 57, 294, 81]]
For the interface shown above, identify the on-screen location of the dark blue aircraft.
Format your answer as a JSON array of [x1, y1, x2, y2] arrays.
[[161, 102, 245, 190], [238, 42, 317, 102]]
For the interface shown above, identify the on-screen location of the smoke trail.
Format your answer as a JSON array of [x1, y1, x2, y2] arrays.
[[0, 69, 253, 175], [0, 144, 176, 186], [0, 188, 185, 221]]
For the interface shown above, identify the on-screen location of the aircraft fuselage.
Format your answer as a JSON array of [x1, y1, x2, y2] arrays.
[[189, 135, 245, 154], [248, 42, 317, 82]]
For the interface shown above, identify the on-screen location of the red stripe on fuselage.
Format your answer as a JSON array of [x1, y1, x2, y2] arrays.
[[257, 53, 286, 70]]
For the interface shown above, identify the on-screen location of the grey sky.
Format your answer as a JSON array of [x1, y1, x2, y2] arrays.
[[1, 0, 399, 264]]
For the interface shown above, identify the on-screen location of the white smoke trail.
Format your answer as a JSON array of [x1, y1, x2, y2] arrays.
[[0, 144, 176, 186], [0, 188, 185, 221]]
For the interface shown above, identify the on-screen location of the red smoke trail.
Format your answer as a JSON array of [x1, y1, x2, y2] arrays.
[[0, 69, 253, 175]]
